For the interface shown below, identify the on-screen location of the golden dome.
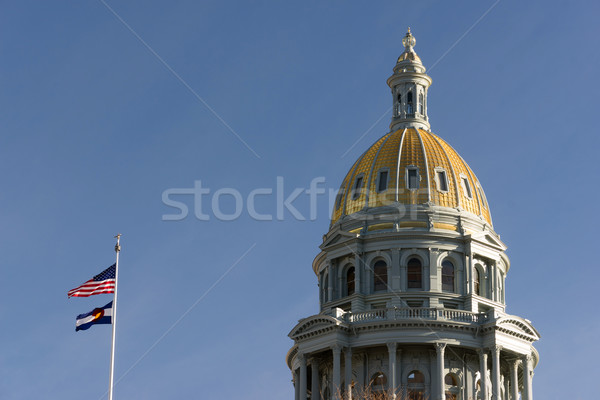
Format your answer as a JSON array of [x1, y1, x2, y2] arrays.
[[397, 51, 422, 63], [331, 127, 492, 226]]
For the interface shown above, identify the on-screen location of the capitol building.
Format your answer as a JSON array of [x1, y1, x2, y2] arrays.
[[286, 29, 540, 400]]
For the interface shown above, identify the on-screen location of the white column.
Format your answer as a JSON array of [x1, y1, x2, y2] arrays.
[[299, 353, 307, 400], [478, 349, 488, 400], [327, 262, 333, 302], [466, 249, 473, 295], [510, 359, 519, 400], [332, 345, 342, 399], [354, 254, 362, 294], [344, 347, 353, 400], [397, 348, 403, 396], [356, 352, 365, 394], [387, 342, 397, 398], [294, 371, 300, 400], [522, 354, 533, 400], [491, 346, 502, 400], [429, 350, 437, 399], [435, 343, 446, 400], [311, 358, 320, 400]]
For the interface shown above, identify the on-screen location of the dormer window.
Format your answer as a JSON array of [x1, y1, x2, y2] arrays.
[[476, 182, 488, 209], [460, 175, 472, 198], [435, 168, 448, 192], [335, 187, 345, 209], [407, 167, 419, 189], [351, 175, 364, 200], [377, 169, 389, 193]]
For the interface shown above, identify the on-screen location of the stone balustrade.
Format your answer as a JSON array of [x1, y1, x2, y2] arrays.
[[344, 307, 490, 324]]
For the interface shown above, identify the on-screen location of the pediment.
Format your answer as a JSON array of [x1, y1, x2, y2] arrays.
[[323, 234, 343, 247], [288, 315, 346, 339], [495, 316, 540, 341], [470, 231, 506, 250], [321, 229, 359, 248]]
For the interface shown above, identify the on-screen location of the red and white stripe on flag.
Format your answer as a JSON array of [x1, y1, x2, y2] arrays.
[[68, 264, 116, 297]]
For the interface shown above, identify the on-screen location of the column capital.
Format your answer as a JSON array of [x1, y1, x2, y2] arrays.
[[331, 344, 342, 354], [492, 345, 503, 354], [477, 348, 488, 357], [435, 342, 446, 354], [387, 342, 397, 352], [344, 346, 352, 356], [509, 357, 521, 367], [297, 352, 305, 362], [522, 353, 533, 365]]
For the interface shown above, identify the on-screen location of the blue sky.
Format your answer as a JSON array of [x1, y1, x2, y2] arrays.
[[0, 1, 598, 399]]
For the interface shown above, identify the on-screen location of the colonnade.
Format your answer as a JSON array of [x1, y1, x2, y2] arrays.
[[293, 345, 533, 400]]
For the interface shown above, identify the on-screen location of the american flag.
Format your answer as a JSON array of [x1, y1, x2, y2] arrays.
[[68, 264, 116, 297]]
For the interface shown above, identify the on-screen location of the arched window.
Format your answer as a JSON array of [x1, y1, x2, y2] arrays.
[[442, 260, 455, 292], [444, 373, 459, 399], [373, 260, 387, 292], [407, 258, 422, 289], [370, 372, 387, 387], [474, 268, 481, 296], [323, 273, 329, 302], [396, 93, 402, 116], [418, 92, 424, 114], [407, 370, 425, 400], [346, 267, 355, 296], [407, 91, 413, 114]]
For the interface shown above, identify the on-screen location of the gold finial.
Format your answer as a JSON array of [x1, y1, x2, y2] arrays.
[[402, 28, 416, 49]]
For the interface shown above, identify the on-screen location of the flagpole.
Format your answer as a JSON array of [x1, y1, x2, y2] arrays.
[[108, 234, 121, 400]]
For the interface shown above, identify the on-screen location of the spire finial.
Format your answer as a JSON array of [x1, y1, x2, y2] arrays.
[[403, 28, 416, 50]]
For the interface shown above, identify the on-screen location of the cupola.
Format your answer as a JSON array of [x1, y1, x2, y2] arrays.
[[387, 28, 433, 131]]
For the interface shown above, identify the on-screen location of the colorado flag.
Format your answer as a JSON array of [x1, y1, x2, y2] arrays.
[[75, 302, 113, 331]]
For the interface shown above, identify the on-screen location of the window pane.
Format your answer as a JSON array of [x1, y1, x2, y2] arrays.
[[407, 258, 422, 288], [408, 169, 419, 189], [477, 184, 488, 208], [352, 176, 363, 200], [374, 261, 387, 291], [335, 188, 344, 209], [346, 267, 355, 296], [445, 373, 457, 386], [408, 371, 424, 384], [437, 171, 448, 191], [442, 260, 454, 292], [462, 177, 472, 198], [378, 170, 389, 192]]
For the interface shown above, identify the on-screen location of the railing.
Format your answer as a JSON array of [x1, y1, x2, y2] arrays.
[[344, 307, 489, 324], [347, 308, 386, 323]]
